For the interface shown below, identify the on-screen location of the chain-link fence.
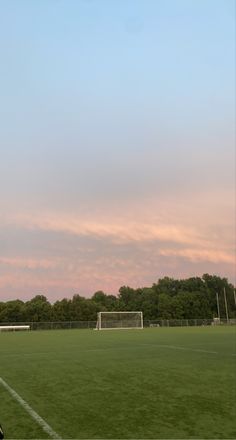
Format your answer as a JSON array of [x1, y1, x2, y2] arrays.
[[0, 318, 236, 331], [145, 318, 236, 327]]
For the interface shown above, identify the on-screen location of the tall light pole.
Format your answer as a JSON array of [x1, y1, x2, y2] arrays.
[[216, 292, 220, 321], [223, 287, 229, 323]]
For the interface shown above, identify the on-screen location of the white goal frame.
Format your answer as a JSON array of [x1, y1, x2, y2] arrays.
[[96, 311, 143, 330]]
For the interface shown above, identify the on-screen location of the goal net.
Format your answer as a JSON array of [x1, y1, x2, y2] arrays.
[[96, 311, 143, 330]]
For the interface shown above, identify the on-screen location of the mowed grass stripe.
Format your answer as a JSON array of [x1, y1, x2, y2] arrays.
[[0, 377, 61, 439]]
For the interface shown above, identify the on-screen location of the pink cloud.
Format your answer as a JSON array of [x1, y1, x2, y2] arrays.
[[0, 186, 234, 300], [159, 248, 235, 265], [0, 257, 58, 270]]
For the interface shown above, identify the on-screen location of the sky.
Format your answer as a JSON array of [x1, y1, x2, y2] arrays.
[[0, 0, 235, 302]]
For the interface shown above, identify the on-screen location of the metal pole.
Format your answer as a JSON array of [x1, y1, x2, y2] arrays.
[[234, 289, 236, 307], [216, 292, 220, 321], [99, 312, 102, 330], [223, 287, 229, 323]]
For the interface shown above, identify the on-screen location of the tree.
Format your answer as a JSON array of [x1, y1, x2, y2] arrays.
[[24, 295, 52, 322], [0, 274, 234, 322], [0, 300, 24, 322], [118, 286, 138, 310], [158, 293, 172, 319], [137, 287, 158, 320], [153, 277, 180, 297], [92, 291, 117, 310], [202, 274, 236, 318], [52, 298, 72, 321], [70, 294, 98, 321]]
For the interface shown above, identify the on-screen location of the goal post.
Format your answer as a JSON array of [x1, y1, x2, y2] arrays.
[[96, 311, 143, 330]]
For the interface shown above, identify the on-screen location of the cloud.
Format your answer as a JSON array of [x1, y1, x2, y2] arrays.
[[158, 248, 235, 265], [0, 185, 234, 300], [0, 209, 226, 248], [0, 257, 58, 270]]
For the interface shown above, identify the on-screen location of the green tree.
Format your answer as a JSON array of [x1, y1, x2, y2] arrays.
[[158, 293, 172, 319], [24, 295, 52, 322], [202, 274, 236, 318], [92, 291, 117, 310], [70, 294, 98, 321], [118, 286, 138, 310], [0, 300, 24, 322], [52, 298, 72, 321]]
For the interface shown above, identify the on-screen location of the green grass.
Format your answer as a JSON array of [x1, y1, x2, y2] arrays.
[[0, 326, 235, 439]]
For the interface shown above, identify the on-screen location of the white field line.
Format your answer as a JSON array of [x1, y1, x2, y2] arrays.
[[146, 344, 235, 356], [146, 344, 219, 354], [1, 345, 235, 358], [86, 344, 223, 356], [0, 376, 61, 439]]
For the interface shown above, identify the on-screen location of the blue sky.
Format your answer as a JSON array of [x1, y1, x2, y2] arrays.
[[0, 0, 235, 300]]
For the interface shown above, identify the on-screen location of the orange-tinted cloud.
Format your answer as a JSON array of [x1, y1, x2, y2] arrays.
[[0, 186, 235, 300], [159, 248, 235, 265], [0, 257, 58, 270]]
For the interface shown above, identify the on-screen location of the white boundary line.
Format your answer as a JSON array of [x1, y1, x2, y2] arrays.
[[150, 344, 219, 354], [1, 344, 235, 357], [0, 376, 61, 439]]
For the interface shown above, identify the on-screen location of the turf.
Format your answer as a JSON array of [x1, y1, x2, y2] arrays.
[[0, 326, 235, 439]]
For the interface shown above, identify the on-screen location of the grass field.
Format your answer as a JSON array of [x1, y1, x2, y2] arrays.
[[0, 326, 235, 439]]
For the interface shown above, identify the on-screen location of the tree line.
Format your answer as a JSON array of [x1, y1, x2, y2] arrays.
[[0, 274, 235, 323]]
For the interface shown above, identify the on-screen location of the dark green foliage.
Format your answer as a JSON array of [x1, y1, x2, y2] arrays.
[[0, 274, 235, 322], [0, 300, 25, 322], [23, 295, 52, 322]]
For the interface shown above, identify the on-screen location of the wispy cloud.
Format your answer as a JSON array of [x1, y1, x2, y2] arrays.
[[0, 257, 58, 270], [5, 204, 234, 253], [159, 248, 235, 265], [0, 201, 234, 301]]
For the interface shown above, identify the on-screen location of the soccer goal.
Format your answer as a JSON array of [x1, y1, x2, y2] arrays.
[[96, 311, 143, 330]]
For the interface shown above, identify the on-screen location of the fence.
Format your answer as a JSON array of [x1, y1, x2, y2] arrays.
[[145, 318, 236, 327], [0, 318, 235, 331]]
